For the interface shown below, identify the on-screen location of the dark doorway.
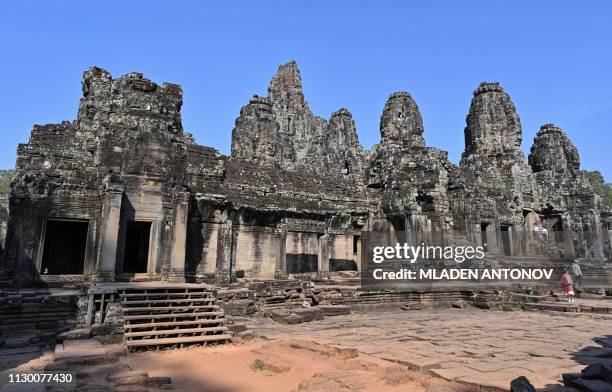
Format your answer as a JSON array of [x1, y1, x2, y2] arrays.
[[500, 225, 512, 256], [41, 220, 88, 275], [122, 221, 151, 273], [286, 254, 318, 274], [480, 223, 489, 251], [550, 217, 564, 243]]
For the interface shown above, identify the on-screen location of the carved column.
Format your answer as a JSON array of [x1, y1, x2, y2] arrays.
[[358, 231, 368, 275], [168, 192, 189, 282], [275, 223, 288, 279], [318, 233, 329, 273], [94, 189, 122, 282]]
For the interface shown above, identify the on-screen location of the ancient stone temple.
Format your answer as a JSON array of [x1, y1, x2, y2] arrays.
[[0, 61, 610, 287]]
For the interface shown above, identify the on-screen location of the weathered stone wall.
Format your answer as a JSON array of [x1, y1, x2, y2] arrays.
[[328, 234, 357, 271], [234, 225, 279, 279], [286, 231, 319, 274]]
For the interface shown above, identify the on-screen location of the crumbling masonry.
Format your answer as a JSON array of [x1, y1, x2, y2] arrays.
[[0, 61, 610, 286]]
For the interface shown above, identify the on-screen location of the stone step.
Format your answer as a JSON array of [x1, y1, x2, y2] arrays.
[[126, 334, 232, 348], [524, 301, 612, 313], [1, 316, 74, 325], [0, 311, 75, 318], [122, 304, 220, 313], [119, 288, 230, 351], [125, 326, 228, 338], [123, 311, 224, 321], [0, 305, 76, 311], [121, 298, 215, 305], [124, 319, 224, 330], [119, 291, 212, 298]]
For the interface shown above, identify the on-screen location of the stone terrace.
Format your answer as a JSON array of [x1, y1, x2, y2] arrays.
[[243, 308, 612, 390]]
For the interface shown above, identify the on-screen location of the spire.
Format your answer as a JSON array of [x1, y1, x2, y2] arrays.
[[267, 60, 305, 108]]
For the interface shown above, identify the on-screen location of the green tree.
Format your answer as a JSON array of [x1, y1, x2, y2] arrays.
[[0, 169, 15, 194], [584, 170, 612, 209]]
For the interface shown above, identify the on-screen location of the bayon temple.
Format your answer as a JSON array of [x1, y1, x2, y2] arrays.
[[0, 61, 610, 287]]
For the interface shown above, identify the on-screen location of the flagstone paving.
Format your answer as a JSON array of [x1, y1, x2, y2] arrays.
[[244, 308, 612, 390]]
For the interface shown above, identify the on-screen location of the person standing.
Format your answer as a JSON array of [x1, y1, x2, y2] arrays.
[[560, 271, 575, 303], [568, 259, 583, 293]]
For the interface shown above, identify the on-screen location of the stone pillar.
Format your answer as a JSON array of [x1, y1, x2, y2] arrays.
[[216, 219, 234, 283], [487, 222, 501, 254], [318, 233, 329, 273], [562, 216, 575, 258], [589, 212, 604, 258], [83, 219, 97, 278], [607, 223, 612, 258], [94, 190, 122, 282], [355, 234, 362, 273], [168, 192, 189, 282], [275, 224, 288, 279], [358, 231, 368, 276]]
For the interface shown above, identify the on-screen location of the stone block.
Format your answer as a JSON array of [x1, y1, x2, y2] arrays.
[[144, 377, 172, 387], [228, 324, 248, 334], [318, 305, 351, 316], [237, 329, 255, 340], [57, 327, 91, 341], [90, 323, 112, 336], [222, 299, 256, 316], [452, 300, 469, 309], [54, 339, 106, 361], [510, 376, 537, 392]]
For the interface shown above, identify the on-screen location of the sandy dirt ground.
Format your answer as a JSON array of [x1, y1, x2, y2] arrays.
[[125, 339, 470, 392]]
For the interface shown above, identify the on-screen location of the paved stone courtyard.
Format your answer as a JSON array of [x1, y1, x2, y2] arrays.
[[244, 308, 612, 390]]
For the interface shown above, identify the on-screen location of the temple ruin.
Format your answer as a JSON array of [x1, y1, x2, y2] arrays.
[[0, 61, 610, 287]]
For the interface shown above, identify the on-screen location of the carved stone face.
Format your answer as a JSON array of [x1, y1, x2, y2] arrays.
[[254, 123, 278, 163], [259, 139, 277, 161], [380, 94, 424, 146], [368, 161, 383, 188]]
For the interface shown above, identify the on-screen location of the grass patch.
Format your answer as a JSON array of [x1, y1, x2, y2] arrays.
[[250, 359, 265, 372]]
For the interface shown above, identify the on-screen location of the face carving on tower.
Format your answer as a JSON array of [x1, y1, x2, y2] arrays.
[[232, 95, 281, 165], [463, 82, 523, 158], [380, 92, 425, 146], [529, 124, 580, 176], [254, 131, 278, 163]]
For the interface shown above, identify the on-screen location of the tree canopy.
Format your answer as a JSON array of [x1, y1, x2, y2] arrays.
[[585, 170, 612, 209], [0, 169, 14, 194]]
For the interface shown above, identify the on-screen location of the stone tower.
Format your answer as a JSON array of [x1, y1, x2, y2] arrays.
[[231, 61, 365, 179]]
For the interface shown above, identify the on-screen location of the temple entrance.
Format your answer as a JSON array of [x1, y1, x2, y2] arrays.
[[500, 224, 512, 256], [122, 221, 151, 273], [41, 219, 88, 275]]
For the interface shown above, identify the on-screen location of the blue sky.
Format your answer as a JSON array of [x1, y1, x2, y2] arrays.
[[1, 1, 611, 180]]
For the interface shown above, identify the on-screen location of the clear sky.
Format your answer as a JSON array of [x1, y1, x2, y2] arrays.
[[1, 1, 611, 180]]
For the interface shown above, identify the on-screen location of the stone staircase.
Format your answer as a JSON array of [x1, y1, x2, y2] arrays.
[[0, 290, 77, 331], [120, 286, 232, 351]]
